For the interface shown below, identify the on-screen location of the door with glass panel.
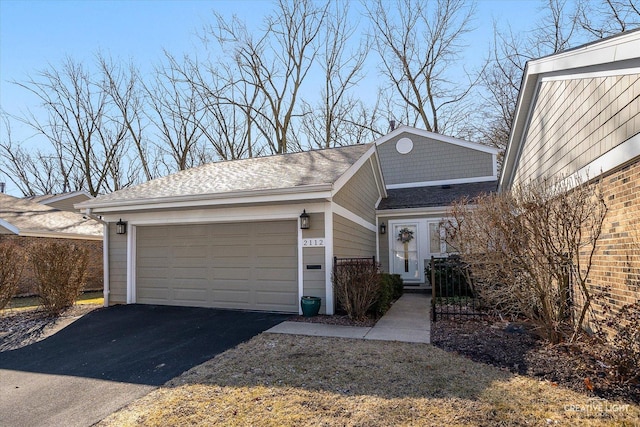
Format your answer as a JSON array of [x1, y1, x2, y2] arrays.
[[392, 223, 419, 281]]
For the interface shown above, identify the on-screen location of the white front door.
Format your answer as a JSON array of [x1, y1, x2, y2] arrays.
[[391, 223, 420, 281]]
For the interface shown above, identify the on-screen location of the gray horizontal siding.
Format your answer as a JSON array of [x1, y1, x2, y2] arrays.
[[378, 132, 494, 185], [108, 223, 127, 304], [333, 160, 380, 224], [333, 214, 376, 259]]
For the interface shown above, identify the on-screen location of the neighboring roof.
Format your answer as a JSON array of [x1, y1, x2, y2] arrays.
[[500, 29, 640, 190], [78, 144, 375, 211], [374, 125, 499, 155], [377, 181, 498, 210], [0, 193, 102, 239], [25, 190, 92, 205]]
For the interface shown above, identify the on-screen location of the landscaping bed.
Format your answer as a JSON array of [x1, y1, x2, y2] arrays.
[[0, 302, 102, 352], [431, 318, 639, 404]]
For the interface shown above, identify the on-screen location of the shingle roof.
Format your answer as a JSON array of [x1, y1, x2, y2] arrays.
[[0, 194, 102, 237], [377, 181, 498, 210], [81, 144, 373, 207]]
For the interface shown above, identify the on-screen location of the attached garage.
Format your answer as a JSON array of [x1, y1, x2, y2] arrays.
[[135, 220, 298, 312], [77, 143, 383, 315]]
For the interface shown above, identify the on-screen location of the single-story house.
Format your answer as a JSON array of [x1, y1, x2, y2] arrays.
[[78, 126, 498, 314], [499, 29, 640, 311], [0, 193, 103, 295]]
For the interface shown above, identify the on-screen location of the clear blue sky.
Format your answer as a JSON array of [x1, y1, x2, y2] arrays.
[[0, 0, 543, 195]]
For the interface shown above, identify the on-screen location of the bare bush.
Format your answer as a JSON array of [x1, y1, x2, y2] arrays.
[[29, 241, 89, 316], [333, 260, 381, 320], [0, 243, 24, 310], [445, 177, 607, 343]]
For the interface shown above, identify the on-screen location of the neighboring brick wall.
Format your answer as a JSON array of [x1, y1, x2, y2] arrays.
[[580, 158, 640, 323], [0, 235, 103, 296]]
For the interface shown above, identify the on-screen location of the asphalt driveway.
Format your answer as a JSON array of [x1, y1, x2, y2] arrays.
[[0, 304, 290, 427]]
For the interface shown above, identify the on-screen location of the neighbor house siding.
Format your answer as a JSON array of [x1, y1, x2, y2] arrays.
[[332, 214, 376, 259], [108, 223, 128, 304], [333, 160, 381, 224], [514, 73, 640, 185], [377, 132, 494, 186]]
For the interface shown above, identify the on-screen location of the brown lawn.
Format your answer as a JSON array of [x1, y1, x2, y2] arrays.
[[98, 334, 640, 426]]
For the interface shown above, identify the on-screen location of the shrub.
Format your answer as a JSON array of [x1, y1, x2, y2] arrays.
[[425, 256, 473, 298], [389, 274, 404, 300], [0, 243, 24, 310], [333, 260, 381, 320], [445, 177, 607, 343], [373, 274, 394, 315], [29, 241, 89, 316]]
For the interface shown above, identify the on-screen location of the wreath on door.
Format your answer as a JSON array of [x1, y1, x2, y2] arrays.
[[397, 227, 414, 244]]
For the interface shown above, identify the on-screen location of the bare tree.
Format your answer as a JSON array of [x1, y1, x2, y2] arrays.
[[480, 0, 580, 165], [201, 0, 329, 154], [99, 55, 154, 182], [576, 0, 640, 38], [301, 0, 370, 148], [144, 55, 208, 174], [11, 57, 134, 196], [364, 0, 477, 135]]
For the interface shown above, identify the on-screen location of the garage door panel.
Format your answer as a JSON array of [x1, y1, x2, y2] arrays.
[[136, 221, 297, 312], [173, 288, 207, 301], [212, 289, 251, 303]]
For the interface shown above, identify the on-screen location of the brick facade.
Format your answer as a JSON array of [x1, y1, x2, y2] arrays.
[[0, 235, 103, 296], [581, 157, 640, 322]]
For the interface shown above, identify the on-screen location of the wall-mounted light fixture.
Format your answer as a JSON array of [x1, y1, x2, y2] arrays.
[[116, 218, 127, 235], [299, 210, 310, 230], [380, 222, 386, 234]]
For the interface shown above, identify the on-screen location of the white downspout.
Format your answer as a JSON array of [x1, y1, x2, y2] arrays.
[[102, 222, 109, 307]]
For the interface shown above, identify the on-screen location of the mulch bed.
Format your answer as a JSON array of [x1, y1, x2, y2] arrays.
[[0, 305, 100, 352], [289, 314, 377, 327], [431, 318, 639, 404]]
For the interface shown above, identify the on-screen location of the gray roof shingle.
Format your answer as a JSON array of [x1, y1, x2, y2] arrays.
[[82, 144, 372, 207], [378, 181, 498, 210], [0, 194, 102, 237]]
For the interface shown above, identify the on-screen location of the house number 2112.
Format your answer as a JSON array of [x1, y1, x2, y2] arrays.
[[302, 238, 325, 247]]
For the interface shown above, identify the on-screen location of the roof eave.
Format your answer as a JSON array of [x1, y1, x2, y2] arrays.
[[78, 184, 335, 213]]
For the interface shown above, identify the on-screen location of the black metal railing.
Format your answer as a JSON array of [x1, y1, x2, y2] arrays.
[[333, 256, 376, 277], [428, 255, 485, 321]]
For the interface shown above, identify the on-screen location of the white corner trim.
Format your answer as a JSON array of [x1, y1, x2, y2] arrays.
[[297, 222, 304, 315], [331, 202, 377, 232], [386, 175, 497, 190], [126, 224, 136, 304], [324, 203, 334, 315], [565, 133, 640, 186]]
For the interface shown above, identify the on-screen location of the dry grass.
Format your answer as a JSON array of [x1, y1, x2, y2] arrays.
[[98, 334, 639, 426]]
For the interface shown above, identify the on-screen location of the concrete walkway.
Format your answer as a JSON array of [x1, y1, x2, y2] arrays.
[[266, 293, 431, 343]]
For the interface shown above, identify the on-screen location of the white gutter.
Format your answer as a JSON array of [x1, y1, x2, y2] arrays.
[[75, 184, 334, 212]]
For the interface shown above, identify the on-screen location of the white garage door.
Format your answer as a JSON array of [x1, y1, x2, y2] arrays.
[[136, 221, 298, 312]]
